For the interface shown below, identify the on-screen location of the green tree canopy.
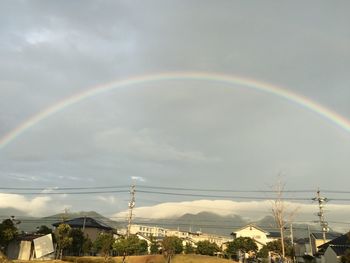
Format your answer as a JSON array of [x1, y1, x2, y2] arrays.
[[196, 240, 220, 256], [68, 228, 86, 256], [113, 235, 148, 256], [55, 223, 73, 259], [184, 242, 195, 254], [226, 236, 258, 255], [162, 236, 183, 263], [0, 219, 18, 253], [266, 239, 293, 257], [150, 235, 160, 254], [36, 225, 52, 235], [93, 233, 115, 258]]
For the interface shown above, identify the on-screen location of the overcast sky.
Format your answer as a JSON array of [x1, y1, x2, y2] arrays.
[[1, 1, 350, 228]]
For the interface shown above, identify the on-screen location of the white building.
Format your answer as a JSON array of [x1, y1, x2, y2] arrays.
[[122, 224, 230, 249], [231, 224, 280, 250], [128, 224, 166, 237]]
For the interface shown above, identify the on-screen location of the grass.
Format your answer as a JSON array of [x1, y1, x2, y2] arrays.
[[13, 254, 237, 263], [63, 255, 236, 263]]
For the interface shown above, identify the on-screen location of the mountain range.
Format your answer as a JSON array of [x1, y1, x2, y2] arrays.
[[0, 209, 322, 239]]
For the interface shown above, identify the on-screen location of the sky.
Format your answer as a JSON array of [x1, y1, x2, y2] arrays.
[[1, 1, 350, 230]]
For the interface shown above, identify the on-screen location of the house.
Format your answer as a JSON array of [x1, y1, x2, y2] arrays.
[[294, 238, 313, 263], [231, 224, 280, 250], [323, 245, 350, 263], [52, 217, 113, 242], [310, 232, 342, 255], [188, 231, 231, 250], [309, 232, 350, 263]]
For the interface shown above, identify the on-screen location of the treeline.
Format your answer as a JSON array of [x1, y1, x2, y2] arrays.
[[0, 219, 294, 262]]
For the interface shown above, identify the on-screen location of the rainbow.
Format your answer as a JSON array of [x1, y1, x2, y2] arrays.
[[1, 71, 350, 149]]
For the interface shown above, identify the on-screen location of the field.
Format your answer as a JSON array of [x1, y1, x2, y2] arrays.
[[12, 255, 237, 263]]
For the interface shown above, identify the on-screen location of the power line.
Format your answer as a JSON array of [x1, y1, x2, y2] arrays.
[[1, 184, 350, 194]]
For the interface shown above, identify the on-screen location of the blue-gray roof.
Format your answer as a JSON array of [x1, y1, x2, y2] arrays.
[[52, 217, 113, 230]]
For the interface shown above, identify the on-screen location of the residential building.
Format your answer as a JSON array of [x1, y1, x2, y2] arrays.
[[128, 224, 166, 237], [231, 224, 280, 250], [316, 232, 350, 262], [52, 217, 113, 242], [310, 232, 341, 255], [124, 224, 230, 249]]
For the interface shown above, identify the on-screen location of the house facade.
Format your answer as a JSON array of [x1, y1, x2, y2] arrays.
[[125, 224, 230, 249], [52, 217, 113, 242], [232, 225, 280, 250], [310, 232, 341, 255]]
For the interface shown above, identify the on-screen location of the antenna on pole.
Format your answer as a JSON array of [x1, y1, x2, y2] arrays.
[[126, 183, 136, 238], [312, 188, 329, 243]]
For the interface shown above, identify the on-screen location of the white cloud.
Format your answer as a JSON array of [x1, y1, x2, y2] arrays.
[[114, 199, 350, 231], [0, 193, 52, 216], [24, 28, 60, 45], [131, 176, 146, 182]]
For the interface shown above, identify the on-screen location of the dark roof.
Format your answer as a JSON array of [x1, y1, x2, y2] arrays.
[[267, 231, 281, 238], [52, 217, 113, 230], [311, 232, 342, 240], [328, 245, 350, 256], [318, 232, 350, 252]]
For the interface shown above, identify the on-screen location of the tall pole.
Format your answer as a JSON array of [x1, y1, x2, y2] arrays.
[[126, 184, 136, 238], [290, 224, 295, 263], [307, 225, 313, 256], [313, 189, 329, 243]]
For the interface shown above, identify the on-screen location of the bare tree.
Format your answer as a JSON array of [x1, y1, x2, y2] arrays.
[[271, 177, 298, 261]]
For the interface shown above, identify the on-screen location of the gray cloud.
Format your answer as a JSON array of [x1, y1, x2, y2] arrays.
[[1, 0, 350, 218]]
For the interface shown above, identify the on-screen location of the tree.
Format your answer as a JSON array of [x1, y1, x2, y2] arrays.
[[55, 223, 73, 259], [184, 242, 195, 254], [113, 235, 148, 256], [196, 240, 220, 256], [150, 235, 160, 254], [0, 219, 18, 254], [226, 237, 258, 261], [271, 177, 298, 261], [162, 236, 183, 263], [82, 237, 93, 255], [93, 233, 115, 258], [266, 239, 293, 258], [36, 225, 52, 235], [257, 245, 269, 259], [68, 228, 85, 256]]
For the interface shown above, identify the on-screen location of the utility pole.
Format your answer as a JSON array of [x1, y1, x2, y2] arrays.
[[290, 224, 295, 263], [312, 189, 329, 243], [126, 184, 136, 238], [123, 184, 136, 263], [307, 225, 313, 256]]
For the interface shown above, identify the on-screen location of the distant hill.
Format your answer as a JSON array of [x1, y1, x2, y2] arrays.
[[1, 209, 325, 239], [133, 211, 246, 237]]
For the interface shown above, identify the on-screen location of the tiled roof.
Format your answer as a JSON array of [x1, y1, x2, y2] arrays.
[[318, 232, 350, 252], [52, 217, 113, 230]]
